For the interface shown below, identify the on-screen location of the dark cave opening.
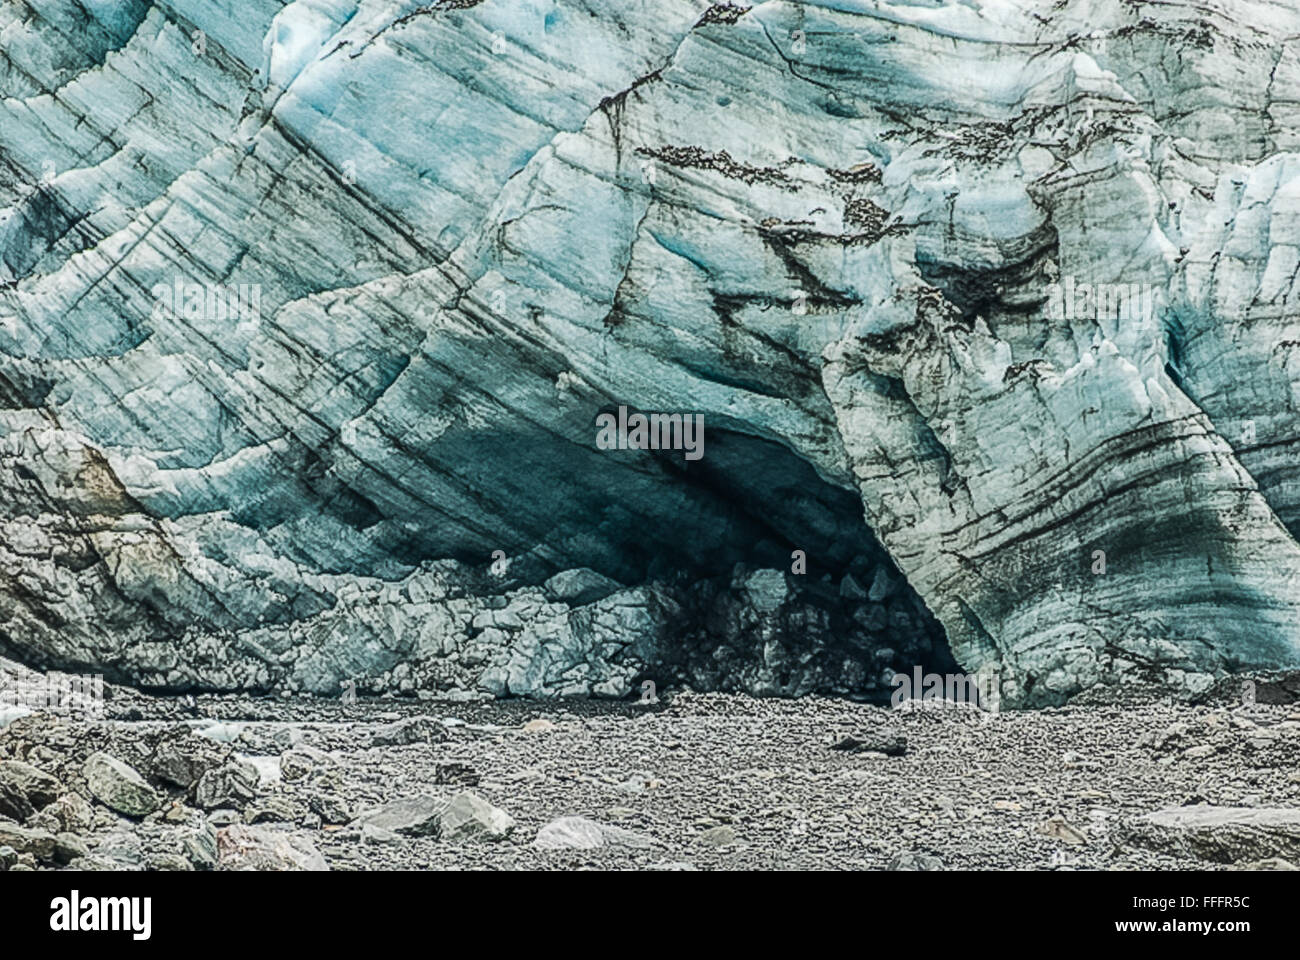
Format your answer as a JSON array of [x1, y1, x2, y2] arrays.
[[437, 423, 960, 702]]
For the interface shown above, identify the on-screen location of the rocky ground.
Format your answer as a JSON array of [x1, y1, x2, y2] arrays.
[[2, 665, 1299, 871]]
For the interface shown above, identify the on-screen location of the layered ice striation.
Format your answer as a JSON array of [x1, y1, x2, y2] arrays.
[[2, 0, 1300, 705]]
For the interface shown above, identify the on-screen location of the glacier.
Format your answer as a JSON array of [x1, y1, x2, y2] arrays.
[[2, 0, 1300, 706]]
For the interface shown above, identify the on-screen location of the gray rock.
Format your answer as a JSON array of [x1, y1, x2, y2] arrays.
[[181, 822, 219, 871], [244, 796, 307, 825], [83, 752, 160, 818], [355, 795, 444, 838], [741, 569, 790, 616], [431, 761, 480, 786], [1119, 806, 1300, 864], [1037, 815, 1089, 845], [216, 824, 328, 871], [0, 759, 62, 821], [543, 568, 623, 605], [25, 810, 60, 834], [361, 823, 401, 845], [439, 791, 514, 843], [533, 816, 655, 851], [149, 730, 229, 789], [306, 788, 353, 826], [52, 831, 89, 865], [41, 793, 93, 834], [278, 749, 316, 781], [0, 822, 56, 862], [868, 568, 898, 603], [206, 809, 243, 827], [193, 761, 260, 810], [839, 574, 867, 601]]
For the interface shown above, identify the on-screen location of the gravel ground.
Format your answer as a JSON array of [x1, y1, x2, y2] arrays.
[[3, 678, 1299, 871]]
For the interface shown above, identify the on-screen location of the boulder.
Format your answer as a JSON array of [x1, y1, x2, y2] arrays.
[[439, 792, 514, 842], [1118, 806, 1300, 864], [533, 816, 654, 851], [193, 761, 260, 810], [354, 795, 444, 838], [0, 760, 62, 821], [216, 825, 328, 871], [149, 730, 230, 789], [543, 568, 622, 606], [83, 753, 160, 818]]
